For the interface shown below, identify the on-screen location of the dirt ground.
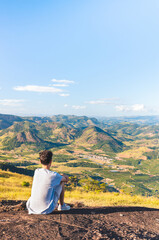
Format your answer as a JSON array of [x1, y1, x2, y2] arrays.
[[0, 201, 159, 240]]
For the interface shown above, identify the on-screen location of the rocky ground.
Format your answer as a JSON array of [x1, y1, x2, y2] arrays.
[[0, 201, 159, 239]]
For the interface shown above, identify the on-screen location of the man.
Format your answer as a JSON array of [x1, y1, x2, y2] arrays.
[[26, 150, 70, 214]]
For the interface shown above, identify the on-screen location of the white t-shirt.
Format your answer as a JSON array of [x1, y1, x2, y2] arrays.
[[26, 168, 62, 214]]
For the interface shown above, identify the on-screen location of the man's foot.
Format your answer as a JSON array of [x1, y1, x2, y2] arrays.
[[58, 203, 70, 211]]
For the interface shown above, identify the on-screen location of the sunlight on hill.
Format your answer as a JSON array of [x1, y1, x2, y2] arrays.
[[118, 147, 151, 160]]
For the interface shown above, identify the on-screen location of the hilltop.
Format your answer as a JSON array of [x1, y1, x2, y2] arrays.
[[0, 201, 159, 240]]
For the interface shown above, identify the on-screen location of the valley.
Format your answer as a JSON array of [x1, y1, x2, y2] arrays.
[[0, 113, 159, 198]]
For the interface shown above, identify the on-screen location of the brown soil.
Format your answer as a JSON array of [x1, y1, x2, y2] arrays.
[[0, 201, 159, 240]]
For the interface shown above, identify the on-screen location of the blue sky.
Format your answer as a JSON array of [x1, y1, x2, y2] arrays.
[[0, 0, 159, 117]]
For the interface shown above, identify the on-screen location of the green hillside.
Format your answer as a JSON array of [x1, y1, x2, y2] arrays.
[[0, 113, 23, 130], [74, 126, 124, 153], [0, 121, 57, 151], [38, 122, 79, 143]]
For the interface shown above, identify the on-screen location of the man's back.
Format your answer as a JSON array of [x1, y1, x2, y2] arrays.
[[26, 168, 62, 214]]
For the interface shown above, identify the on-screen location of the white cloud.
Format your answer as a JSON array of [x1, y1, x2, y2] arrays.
[[0, 99, 25, 106], [64, 104, 86, 109], [115, 105, 127, 111], [115, 104, 145, 112], [14, 85, 63, 93], [51, 79, 75, 84], [59, 93, 70, 97], [52, 84, 69, 87], [72, 105, 86, 110], [87, 100, 105, 104], [86, 98, 119, 105], [132, 104, 145, 111]]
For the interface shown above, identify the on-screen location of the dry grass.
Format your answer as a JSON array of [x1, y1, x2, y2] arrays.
[[0, 170, 159, 209], [0, 170, 32, 200], [65, 190, 159, 209], [118, 147, 150, 160]]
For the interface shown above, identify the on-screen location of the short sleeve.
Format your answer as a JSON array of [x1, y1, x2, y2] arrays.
[[51, 172, 62, 187]]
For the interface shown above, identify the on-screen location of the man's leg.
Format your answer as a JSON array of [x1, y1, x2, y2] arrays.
[[58, 182, 70, 211], [59, 182, 65, 206]]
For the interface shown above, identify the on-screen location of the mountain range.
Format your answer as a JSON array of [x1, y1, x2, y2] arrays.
[[0, 113, 159, 153], [0, 118, 123, 153]]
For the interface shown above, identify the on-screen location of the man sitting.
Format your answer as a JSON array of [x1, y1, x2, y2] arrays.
[[26, 150, 70, 214]]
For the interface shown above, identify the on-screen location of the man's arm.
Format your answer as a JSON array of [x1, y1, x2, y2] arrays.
[[61, 174, 69, 183]]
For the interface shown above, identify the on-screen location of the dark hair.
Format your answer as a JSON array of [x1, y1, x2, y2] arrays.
[[39, 150, 53, 165]]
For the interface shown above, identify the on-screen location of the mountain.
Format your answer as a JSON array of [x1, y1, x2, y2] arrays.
[[24, 114, 103, 128], [38, 122, 79, 143], [0, 120, 124, 154], [0, 121, 57, 150], [0, 113, 103, 130], [1, 113, 158, 154], [74, 126, 124, 153], [106, 122, 159, 142], [0, 113, 23, 130], [50, 115, 101, 128]]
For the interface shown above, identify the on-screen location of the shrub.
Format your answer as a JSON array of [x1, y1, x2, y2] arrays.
[[79, 178, 107, 192], [22, 181, 30, 187], [65, 176, 79, 190]]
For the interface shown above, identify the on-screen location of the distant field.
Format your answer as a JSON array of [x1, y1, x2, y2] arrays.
[[118, 147, 149, 160]]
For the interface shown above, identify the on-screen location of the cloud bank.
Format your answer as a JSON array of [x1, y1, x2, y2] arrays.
[[14, 85, 63, 93], [52, 84, 69, 87], [59, 93, 70, 97], [72, 105, 86, 110], [86, 98, 118, 105], [64, 104, 69, 107], [0, 99, 24, 106], [87, 100, 106, 104], [115, 104, 145, 112], [51, 79, 75, 84]]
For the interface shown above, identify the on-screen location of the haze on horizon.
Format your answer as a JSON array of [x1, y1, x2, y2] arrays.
[[0, 0, 159, 117]]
